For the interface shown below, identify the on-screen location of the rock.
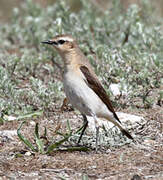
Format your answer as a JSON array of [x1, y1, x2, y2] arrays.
[[30, 121, 36, 126], [143, 139, 155, 146], [25, 151, 32, 156], [0, 130, 17, 141], [87, 112, 145, 132], [109, 83, 128, 96], [116, 112, 145, 129], [3, 115, 17, 121]]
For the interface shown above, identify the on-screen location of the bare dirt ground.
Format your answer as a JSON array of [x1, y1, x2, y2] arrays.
[[0, 103, 162, 180]]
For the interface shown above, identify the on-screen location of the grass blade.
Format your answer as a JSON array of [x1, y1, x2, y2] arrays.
[[46, 135, 70, 154], [60, 146, 89, 152], [34, 123, 39, 138], [56, 131, 67, 138], [16, 111, 43, 120], [4, 111, 43, 122], [17, 121, 37, 152], [66, 119, 72, 134], [34, 123, 45, 154], [74, 123, 86, 134]]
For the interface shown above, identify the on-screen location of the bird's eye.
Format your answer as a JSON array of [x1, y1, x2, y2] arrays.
[[58, 40, 66, 45]]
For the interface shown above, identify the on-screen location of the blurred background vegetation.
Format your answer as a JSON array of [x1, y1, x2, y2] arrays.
[[0, 0, 162, 117], [0, 0, 163, 22]]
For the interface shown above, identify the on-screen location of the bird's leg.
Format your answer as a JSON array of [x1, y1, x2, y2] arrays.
[[91, 114, 100, 152], [95, 126, 99, 152], [77, 114, 88, 144]]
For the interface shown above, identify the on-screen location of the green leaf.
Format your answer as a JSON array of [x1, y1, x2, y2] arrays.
[[3, 111, 43, 122], [59, 146, 89, 152], [56, 131, 67, 138], [66, 119, 72, 134], [46, 135, 70, 154], [74, 123, 87, 134], [35, 136, 45, 154], [16, 111, 43, 120], [17, 121, 37, 152], [43, 126, 47, 137], [34, 122, 40, 138], [34, 123, 45, 154]]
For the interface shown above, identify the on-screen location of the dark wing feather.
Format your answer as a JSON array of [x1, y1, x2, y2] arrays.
[[80, 65, 121, 123]]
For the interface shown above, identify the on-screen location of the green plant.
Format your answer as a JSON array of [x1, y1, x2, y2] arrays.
[[17, 120, 89, 154]]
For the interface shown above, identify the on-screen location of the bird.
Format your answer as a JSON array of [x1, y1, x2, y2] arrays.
[[42, 34, 133, 149]]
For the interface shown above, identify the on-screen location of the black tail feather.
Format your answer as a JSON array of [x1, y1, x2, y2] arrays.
[[121, 129, 133, 140]]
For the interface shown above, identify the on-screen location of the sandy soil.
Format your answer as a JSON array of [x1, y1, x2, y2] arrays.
[[0, 104, 162, 180]]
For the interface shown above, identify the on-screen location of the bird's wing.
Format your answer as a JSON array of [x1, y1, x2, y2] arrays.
[[80, 65, 121, 123]]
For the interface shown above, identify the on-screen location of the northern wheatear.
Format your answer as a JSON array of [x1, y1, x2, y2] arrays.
[[42, 34, 133, 147]]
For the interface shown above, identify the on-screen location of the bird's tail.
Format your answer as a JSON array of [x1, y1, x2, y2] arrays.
[[105, 116, 133, 140], [121, 129, 133, 140], [116, 121, 133, 140]]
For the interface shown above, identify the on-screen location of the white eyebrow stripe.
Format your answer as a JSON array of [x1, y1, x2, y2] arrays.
[[59, 37, 73, 42]]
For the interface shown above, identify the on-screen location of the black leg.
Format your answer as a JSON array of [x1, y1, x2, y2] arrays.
[[95, 126, 99, 152], [78, 114, 88, 144]]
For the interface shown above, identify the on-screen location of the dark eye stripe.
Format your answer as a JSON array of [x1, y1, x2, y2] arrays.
[[52, 41, 58, 45], [58, 40, 66, 45]]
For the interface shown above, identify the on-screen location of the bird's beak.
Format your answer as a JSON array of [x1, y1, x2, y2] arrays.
[[41, 40, 57, 45]]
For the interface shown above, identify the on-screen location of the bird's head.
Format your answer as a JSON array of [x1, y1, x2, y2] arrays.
[[42, 34, 77, 54]]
